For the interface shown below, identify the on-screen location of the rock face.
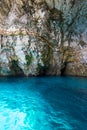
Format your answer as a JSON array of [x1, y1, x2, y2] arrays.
[[0, 0, 87, 76]]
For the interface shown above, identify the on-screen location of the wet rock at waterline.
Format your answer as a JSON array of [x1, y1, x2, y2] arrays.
[[0, 0, 87, 76]]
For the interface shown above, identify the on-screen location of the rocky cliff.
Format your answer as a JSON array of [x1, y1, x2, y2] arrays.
[[0, 0, 87, 76]]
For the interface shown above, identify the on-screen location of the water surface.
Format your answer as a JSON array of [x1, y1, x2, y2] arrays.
[[0, 76, 87, 130]]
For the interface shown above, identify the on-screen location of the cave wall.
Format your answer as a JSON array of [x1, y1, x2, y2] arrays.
[[0, 0, 87, 76]]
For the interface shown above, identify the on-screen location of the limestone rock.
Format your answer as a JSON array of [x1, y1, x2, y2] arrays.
[[0, 0, 87, 76]]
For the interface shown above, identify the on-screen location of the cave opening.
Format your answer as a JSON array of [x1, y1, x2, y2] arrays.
[[61, 62, 67, 76]]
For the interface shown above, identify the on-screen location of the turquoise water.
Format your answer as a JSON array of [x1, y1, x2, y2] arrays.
[[0, 76, 87, 130]]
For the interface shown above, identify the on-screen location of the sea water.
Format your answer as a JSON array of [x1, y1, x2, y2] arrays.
[[0, 76, 87, 130]]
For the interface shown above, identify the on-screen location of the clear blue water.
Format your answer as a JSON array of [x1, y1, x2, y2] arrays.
[[0, 76, 87, 130]]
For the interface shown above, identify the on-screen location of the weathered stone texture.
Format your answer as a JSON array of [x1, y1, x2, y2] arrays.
[[0, 0, 87, 76]]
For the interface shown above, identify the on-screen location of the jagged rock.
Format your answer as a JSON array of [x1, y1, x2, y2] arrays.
[[0, 0, 87, 76]]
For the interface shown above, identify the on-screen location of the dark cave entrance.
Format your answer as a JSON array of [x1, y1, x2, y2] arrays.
[[61, 62, 67, 76]]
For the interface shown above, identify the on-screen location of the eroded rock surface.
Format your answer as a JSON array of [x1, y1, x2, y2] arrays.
[[0, 0, 87, 76]]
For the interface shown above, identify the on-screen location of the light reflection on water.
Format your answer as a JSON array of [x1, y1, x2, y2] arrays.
[[0, 76, 87, 130]]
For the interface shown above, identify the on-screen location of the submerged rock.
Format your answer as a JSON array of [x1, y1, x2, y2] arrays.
[[0, 0, 87, 76]]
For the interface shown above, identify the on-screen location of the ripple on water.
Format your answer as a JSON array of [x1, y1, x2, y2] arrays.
[[0, 88, 72, 129], [0, 77, 87, 130]]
